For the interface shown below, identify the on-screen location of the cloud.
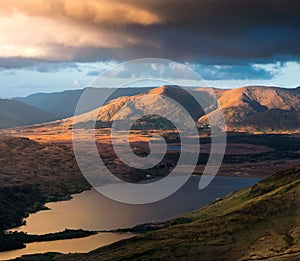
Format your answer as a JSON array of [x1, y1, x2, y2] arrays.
[[192, 64, 282, 81], [86, 70, 101, 76], [0, 0, 161, 25], [0, 57, 53, 69], [31, 62, 80, 73], [0, 57, 81, 72], [0, 0, 299, 66], [104, 61, 280, 81]]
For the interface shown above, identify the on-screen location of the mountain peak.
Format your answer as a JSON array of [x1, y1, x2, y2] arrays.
[[145, 85, 181, 95]]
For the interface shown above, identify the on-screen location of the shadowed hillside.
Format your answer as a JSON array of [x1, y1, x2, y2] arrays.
[[0, 136, 89, 229], [0, 99, 57, 129]]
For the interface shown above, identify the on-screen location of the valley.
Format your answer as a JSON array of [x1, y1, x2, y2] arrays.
[[1, 1, 300, 260], [0, 85, 299, 260], [10, 165, 300, 261]]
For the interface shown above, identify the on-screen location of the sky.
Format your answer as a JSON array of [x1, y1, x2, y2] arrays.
[[0, 0, 300, 97]]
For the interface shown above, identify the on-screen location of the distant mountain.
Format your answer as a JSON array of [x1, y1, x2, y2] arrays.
[[14, 87, 152, 119], [0, 99, 57, 129], [15, 89, 84, 119]]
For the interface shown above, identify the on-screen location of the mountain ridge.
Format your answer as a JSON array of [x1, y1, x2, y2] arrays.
[[74, 85, 300, 132], [10, 85, 300, 132]]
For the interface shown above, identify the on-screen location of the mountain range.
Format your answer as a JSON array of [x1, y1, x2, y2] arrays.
[[14, 87, 152, 119], [70, 85, 300, 132], [2, 85, 300, 132]]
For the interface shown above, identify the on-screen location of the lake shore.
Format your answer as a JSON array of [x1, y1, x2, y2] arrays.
[[0, 175, 261, 259], [0, 229, 97, 252]]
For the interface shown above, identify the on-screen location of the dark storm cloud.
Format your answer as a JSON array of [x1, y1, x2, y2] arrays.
[[30, 62, 80, 73], [109, 0, 300, 63], [0, 57, 81, 73], [0, 58, 41, 69]]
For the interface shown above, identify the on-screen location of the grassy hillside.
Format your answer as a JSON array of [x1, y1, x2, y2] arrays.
[[37, 165, 300, 261]]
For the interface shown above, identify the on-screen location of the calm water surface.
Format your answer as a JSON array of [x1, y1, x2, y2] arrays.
[[1, 176, 260, 260], [0, 233, 133, 260]]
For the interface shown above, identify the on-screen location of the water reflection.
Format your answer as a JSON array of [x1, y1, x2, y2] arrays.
[[13, 176, 260, 234], [3, 176, 260, 260]]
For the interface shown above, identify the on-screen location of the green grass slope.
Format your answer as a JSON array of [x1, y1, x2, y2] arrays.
[[49, 165, 300, 261]]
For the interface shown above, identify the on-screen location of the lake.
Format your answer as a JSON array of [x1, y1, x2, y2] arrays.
[[1, 176, 261, 260]]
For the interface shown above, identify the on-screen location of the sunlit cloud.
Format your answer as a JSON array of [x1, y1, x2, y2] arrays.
[[0, 13, 144, 60], [0, 0, 161, 60], [0, 0, 161, 25]]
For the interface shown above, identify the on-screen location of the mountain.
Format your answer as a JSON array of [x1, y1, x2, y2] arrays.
[[0, 99, 57, 129], [45, 165, 299, 261], [14, 87, 152, 119], [199, 86, 300, 131], [14, 89, 84, 119], [70, 85, 300, 132], [12, 85, 300, 132], [71, 86, 206, 127], [292, 86, 300, 95]]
